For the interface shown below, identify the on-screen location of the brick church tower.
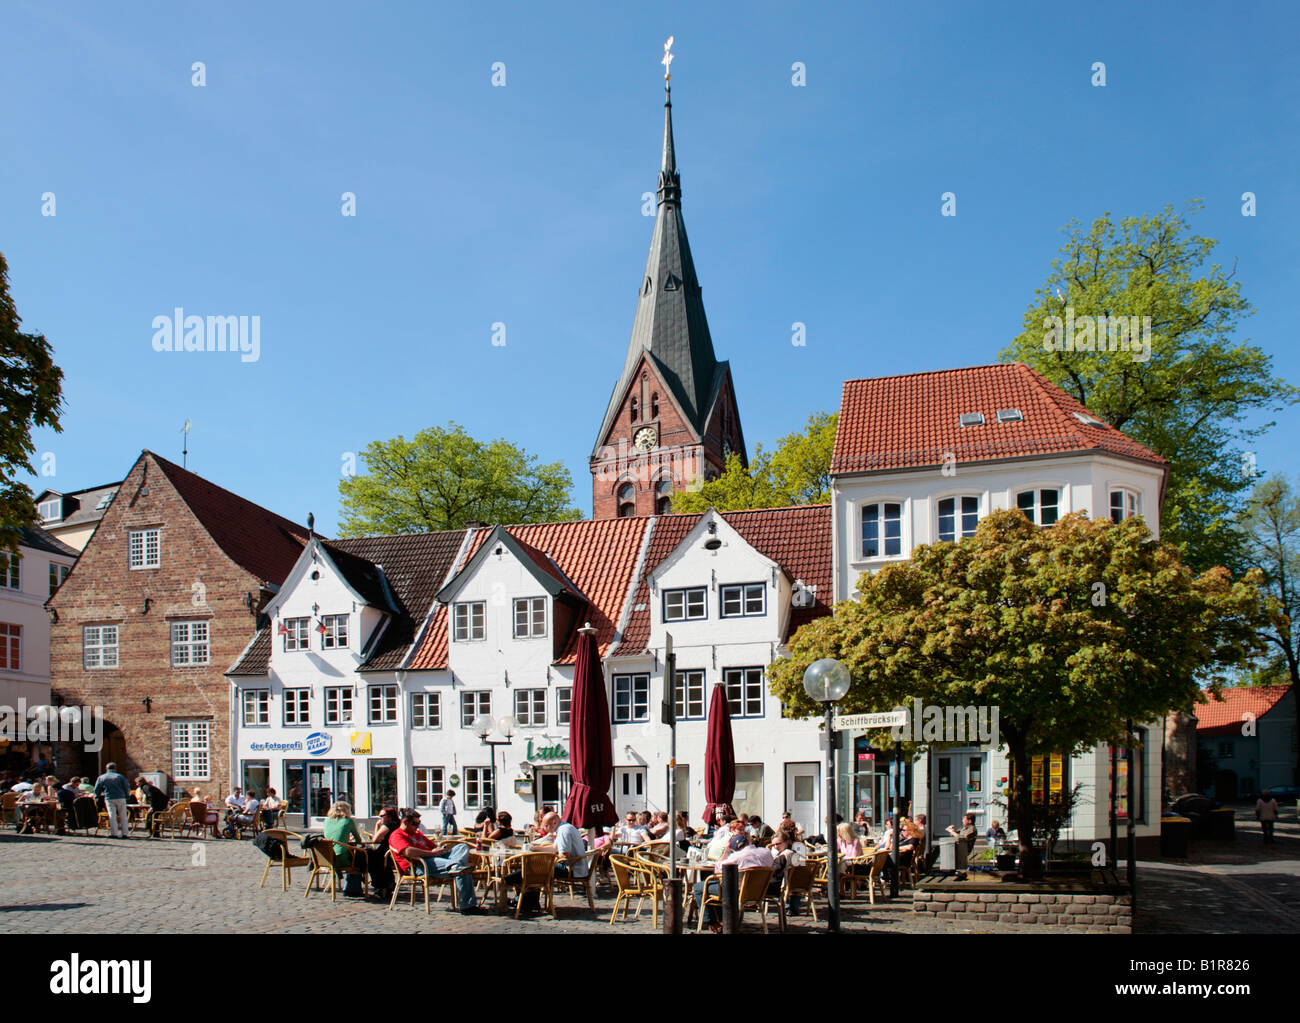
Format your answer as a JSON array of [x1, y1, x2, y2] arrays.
[[590, 66, 747, 519]]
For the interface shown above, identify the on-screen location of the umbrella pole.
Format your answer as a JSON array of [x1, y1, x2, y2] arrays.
[[664, 639, 682, 934]]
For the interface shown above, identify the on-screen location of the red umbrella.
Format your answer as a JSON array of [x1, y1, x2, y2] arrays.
[[703, 684, 736, 826], [562, 623, 618, 828]]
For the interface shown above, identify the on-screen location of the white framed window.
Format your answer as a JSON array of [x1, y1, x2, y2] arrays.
[[324, 687, 353, 726], [411, 692, 441, 729], [514, 688, 546, 726], [613, 673, 650, 723], [243, 689, 270, 726], [556, 687, 572, 726], [282, 617, 309, 651], [171, 720, 211, 781], [170, 620, 210, 667], [368, 684, 398, 724], [82, 625, 119, 669], [128, 528, 160, 569], [937, 496, 981, 543], [861, 502, 902, 558], [675, 668, 706, 720], [0, 623, 20, 672], [38, 497, 61, 522], [461, 691, 491, 728], [49, 563, 70, 597], [513, 597, 547, 638], [1109, 488, 1141, 523], [283, 688, 310, 726], [1017, 489, 1061, 526], [454, 601, 485, 642], [464, 766, 495, 811], [720, 583, 765, 618], [320, 614, 349, 649], [1, 553, 19, 589], [415, 766, 446, 808], [663, 587, 706, 622], [723, 666, 765, 718]]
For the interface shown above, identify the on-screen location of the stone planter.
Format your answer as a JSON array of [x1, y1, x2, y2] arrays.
[[914, 871, 1132, 933]]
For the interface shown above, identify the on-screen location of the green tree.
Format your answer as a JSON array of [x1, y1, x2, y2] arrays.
[[1239, 475, 1300, 686], [0, 252, 64, 553], [672, 411, 836, 513], [1000, 201, 1298, 573], [768, 510, 1272, 875], [338, 423, 580, 535]]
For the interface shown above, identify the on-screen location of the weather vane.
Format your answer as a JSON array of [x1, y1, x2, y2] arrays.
[[662, 35, 674, 82]]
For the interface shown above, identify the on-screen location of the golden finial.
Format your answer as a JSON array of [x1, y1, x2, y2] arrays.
[[662, 36, 674, 82]]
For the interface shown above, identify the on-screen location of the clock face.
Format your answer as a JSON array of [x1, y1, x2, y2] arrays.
[[634, 427, 657, 451]]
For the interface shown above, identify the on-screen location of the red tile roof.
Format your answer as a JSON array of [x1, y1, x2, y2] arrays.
[[618, 505, 833, 654], [1195, 686, 1292, 736], [150, 452, 309, 587], [831, 363, 1166, 476]]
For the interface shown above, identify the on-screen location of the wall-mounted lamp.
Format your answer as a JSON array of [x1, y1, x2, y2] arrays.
[[47, 607, 58, 624], [142, 697, 153, 714], [142, 597, 152, 615]]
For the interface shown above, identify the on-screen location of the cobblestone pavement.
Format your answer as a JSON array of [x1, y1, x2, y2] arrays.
[[3, 804, 1296, 935]]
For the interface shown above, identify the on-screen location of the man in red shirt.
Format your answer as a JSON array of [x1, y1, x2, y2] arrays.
[[388, 808, 482, 913]]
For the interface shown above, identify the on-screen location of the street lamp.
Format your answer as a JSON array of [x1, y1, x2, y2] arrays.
[[803, 657, 851, 933], [473, 715, 518, 813]]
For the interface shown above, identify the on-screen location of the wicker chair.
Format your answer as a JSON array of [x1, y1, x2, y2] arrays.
[[551, 848, 602, 911], [782, 863, 818, 921], [387, 848, 432, 913], [607, 854, 657, 926], [304, 839, 369, 901], [866, 849, 890, 904], [696, 865, 776, 933], [258, 829, 310, 890], [1, 792, 20, 830], [468, 850, 504, 910], [158, 802, 190, 840], [502, 852, 557, 919]]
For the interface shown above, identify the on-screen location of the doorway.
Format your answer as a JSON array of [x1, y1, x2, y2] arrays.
[[932, 750, 987, 834], [784, 762, 819, 838], [614, 767, 647, 816], [536, 768, 571, 814]]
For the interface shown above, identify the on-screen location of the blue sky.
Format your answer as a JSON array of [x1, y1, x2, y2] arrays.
[[3, 1, 1297, 529]]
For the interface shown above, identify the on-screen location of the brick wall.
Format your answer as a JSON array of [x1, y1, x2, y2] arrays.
[[913, 888, 1133, 933], [47, 453, 267, 796]]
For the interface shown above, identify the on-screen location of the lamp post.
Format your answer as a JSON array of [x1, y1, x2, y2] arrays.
[[803, 657, 851, 933], [473, 714, 518, 810]]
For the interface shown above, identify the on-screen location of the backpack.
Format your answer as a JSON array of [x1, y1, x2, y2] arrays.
[[253, 831, 285, 860]]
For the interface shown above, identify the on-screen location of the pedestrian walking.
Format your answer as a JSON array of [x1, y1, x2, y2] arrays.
[[439, 790, 458, 835], [93, 762, 132, 839], [1256, 790, 1279, 845]]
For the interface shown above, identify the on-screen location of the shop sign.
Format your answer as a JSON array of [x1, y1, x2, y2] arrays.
[[306, 732, 332, 756], [526, 738, 568, 762], [350, 731, 372, 755], [248, 739, 305, 753]]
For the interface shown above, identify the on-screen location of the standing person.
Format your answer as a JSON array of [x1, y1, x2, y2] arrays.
[[439, 790, 458, 836], [135, 776, 168, 838], [1256, 790, 1279, 845], [387, 809, 482, 914], [94, 762, 132, 839]]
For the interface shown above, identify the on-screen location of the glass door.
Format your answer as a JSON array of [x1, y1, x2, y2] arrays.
[[308, 761, 334, 819], [536, 769, 571, 813]]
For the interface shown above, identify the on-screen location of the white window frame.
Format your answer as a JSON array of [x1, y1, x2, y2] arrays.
[[1, 553, 19, 589], [720, 583, 765, 618], [464, 766, 495, 811], [612, 673, 650, 723], [1016, 487, 1062, 527], [283, 617, 309, 652], [243, 689, 270, 727], [937, 495, 981, 543], [723, 666, 765, 718], [324, 686, 353, 726], [1109, 487, 1141, 523], [414, 766, 446, 808], [171, 720, 211, 781], [170, 620, 210, 667], [38, 498, 61, 522], [368, 684, 398, 724], [82, 624, 119, 669], [460, 691, 491, 728], [128, 528, 160, 569], [860, 501, 904, 559], [283, 688, 311, 727], [454, 601, 486, 642], [675, 668, 706, 720], [513, 596, 547, 639], [556, 686, 572, 726], [320, 614, 349, 650], [663, 587, 707, 622], [411, 691, 441, 729], [514, 688, 546, 726]]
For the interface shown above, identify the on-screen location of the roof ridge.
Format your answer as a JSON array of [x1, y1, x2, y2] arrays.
[[148, 451, 307, 537], [841, 362, 1023, 387]]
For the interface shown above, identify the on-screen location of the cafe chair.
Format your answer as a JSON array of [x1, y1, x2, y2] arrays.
[[782, 863, 818, 922], [552, 848, 602, 912], [468, 850, 503, 909], [258, 829, 310, 891], [608, 854, 658, 926], [387, 849, 433, 913], [502, 851, 557, 920], [735, 865, 781, 933]]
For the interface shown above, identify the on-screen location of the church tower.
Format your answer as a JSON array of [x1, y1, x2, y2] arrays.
[[590, 46, 747, 519]]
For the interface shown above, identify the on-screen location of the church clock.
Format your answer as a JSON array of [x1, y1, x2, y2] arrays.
[[634, 426, 658, 451]]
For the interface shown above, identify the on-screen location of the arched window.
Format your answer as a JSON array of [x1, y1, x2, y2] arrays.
[[651, 392, 659, 418], [617, 483, 636, 518], [654, 478, 672, 515], [630, 397, 638, 423]]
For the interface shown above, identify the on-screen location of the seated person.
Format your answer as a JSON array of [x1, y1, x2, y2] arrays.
[[986, 820, 1007, 845], [486, 811, 515, 843], [388, 809, 481, 914], [646, 811, 671, 840], [635, 811, 655, 840], [750, 815, 775, 844], [189, 790, 221, 839], [225, 787, 244, 811], [613, 811, 647, 846], [260, 788, 282, 827], [323, 801, 365, 868], [693, 841, 773, 933], [231, 790, 260, 831], [946, 813, 978, 855], [475, 806, 497, 841], [837, 822, 867, 872], [134, 776, 169, 836]]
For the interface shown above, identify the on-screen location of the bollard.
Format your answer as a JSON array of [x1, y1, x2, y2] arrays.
[[720, 863, 740, 934], [663, 877, 684, 934]]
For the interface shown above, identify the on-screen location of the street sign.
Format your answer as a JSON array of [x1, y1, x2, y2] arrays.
[[833, 710, 907, 731]]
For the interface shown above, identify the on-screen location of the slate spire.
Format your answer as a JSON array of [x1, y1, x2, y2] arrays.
[[594, 76, 724, 452]]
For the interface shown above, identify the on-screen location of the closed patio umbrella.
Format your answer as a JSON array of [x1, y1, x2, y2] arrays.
[[703, 684, 736, 826], [562, 623, 617, 828]]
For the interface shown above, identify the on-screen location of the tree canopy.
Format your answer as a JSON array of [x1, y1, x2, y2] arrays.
[[0, 252, 64, 553], [768, 510, 1272, 866], [337, 423, 580, 535], [671, 411, 836, 513], [1000, 201, 1298, 574], [1238, 475, 1300, 688]]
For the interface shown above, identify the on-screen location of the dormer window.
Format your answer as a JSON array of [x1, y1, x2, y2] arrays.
[[861, 503, 902, 558], [38, 497, 61, 522], [1109, 488, 1141, 523]]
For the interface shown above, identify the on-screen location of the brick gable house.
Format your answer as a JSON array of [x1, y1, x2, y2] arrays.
[[47, 450, 308, 795]]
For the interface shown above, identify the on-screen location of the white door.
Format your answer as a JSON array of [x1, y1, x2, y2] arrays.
[[785, 762, 819, 837], [615, 767, 647, 816]]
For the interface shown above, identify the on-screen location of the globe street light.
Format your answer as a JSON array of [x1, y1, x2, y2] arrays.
[[803, 658, 851, 933]]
